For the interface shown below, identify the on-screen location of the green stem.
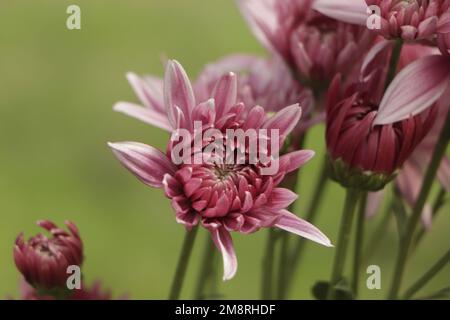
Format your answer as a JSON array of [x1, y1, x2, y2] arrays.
[[281, 156, 329, 298], [384, 40, 403, 90], [402, 250, 450, 300], [194, 235, 216, 299], [388, 110, 450, 299], [168, 226, 199, 300], [363, 197, 393, 264], [327, 188, 361, 300], [351, 192, 367, 297], [261, 228, 278, 299]]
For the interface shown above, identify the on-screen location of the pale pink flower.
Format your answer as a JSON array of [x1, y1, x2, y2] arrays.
[[237, 0, 374, 84], [14, 220, 83, 290], [114, 55, 314, 133], [109, 60, 332, 280]]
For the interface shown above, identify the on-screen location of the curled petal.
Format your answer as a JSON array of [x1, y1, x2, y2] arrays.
[[313, 0, 368, 26], [164, 60, 195, 129], [263, 104, 302, 138], [209, 226, 237, 281], [113, 102, 171, 131], [213, 72, 237, 119], [375, 55, 450, 125], [108, 142, 176, 188], [268, 188, 298, 209], [275, 210, 332, 247], [280, 150, 315, 173]]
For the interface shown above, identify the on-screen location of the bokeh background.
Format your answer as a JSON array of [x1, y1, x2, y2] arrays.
[[1, 0, 449, 299]]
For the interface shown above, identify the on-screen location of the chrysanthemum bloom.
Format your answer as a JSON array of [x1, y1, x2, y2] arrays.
[[14, 220, 83, 291], [325, 43, 447, 191], [315, 0, 450, 42], [366, 0, 450, 40], [365, 44, 448, 222], [238, 0, 373, 86], [114, 54, 314, 133], [109, 60, 332, 280]]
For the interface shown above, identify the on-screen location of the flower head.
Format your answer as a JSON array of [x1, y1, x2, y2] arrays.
[[365, 0, 450, 41], [325, 43, 441, 190], [114, 54, 314, 133], [109, 60, 332, 280], [315, 0, 450, 42], [14, 220, 83, 290], [238, 0, 373, 85]]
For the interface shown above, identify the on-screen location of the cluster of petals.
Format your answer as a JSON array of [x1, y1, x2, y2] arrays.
[[14, 220, 83, 290], [109, 60, 332, 280], [238, 0, 374, 84]]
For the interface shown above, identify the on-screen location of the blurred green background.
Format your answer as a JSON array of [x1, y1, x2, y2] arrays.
[[0, 0, 449, 299]]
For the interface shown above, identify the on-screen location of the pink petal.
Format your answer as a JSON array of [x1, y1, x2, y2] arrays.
[[365, 190, 385, 219], [437, 156, 450, 192], [126, 72, 165, 112], [209, 226, 237, 281], [164, 60, 195, 129], [437, 12, 450, 33], [236, 0, 280, 56], [280, 150, 315, 173], [375, 55, 450, 125], [113, 102, 172, 131], [213, 72, 237, 119], [275, 210, 332, 247], [108, 142, 176, 188], [263, 104, 302, 138], [268, 188, 298, 209], [313, 0, 368, 26]]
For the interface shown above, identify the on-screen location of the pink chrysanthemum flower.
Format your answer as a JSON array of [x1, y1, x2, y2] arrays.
[[238, 0, 373, 85], [109, 60, 332, 280], [365, 0, 450, 41], [325, 41, 445, 190], [114, 55, 314, 133], [315, 0, 450, 42], [14, 220, 83, 290]]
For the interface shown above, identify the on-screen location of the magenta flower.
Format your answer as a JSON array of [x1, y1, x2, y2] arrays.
[[316, 0, 450, 42], [114, 54, 314, 133], [14, 220, 83, 290], [325, 42, 444, 190], [237, 0, 373, 84], [109, 60, 332, 280]]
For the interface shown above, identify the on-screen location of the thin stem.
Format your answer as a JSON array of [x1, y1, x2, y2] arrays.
[[194, 235, 216, 299], [413, 187, 447, 250], [351, 192, 367, 297], [384, 39, 403, 90], [261, 228, 278, 299], [363, 198, 393, 264], [168, 226, 199, 300], [276, 169, 301, 299], [388, 110, 450, 299], [327, 188, 361, 300], [281, 156, 329, 298], [402, 250, 450, 300]]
